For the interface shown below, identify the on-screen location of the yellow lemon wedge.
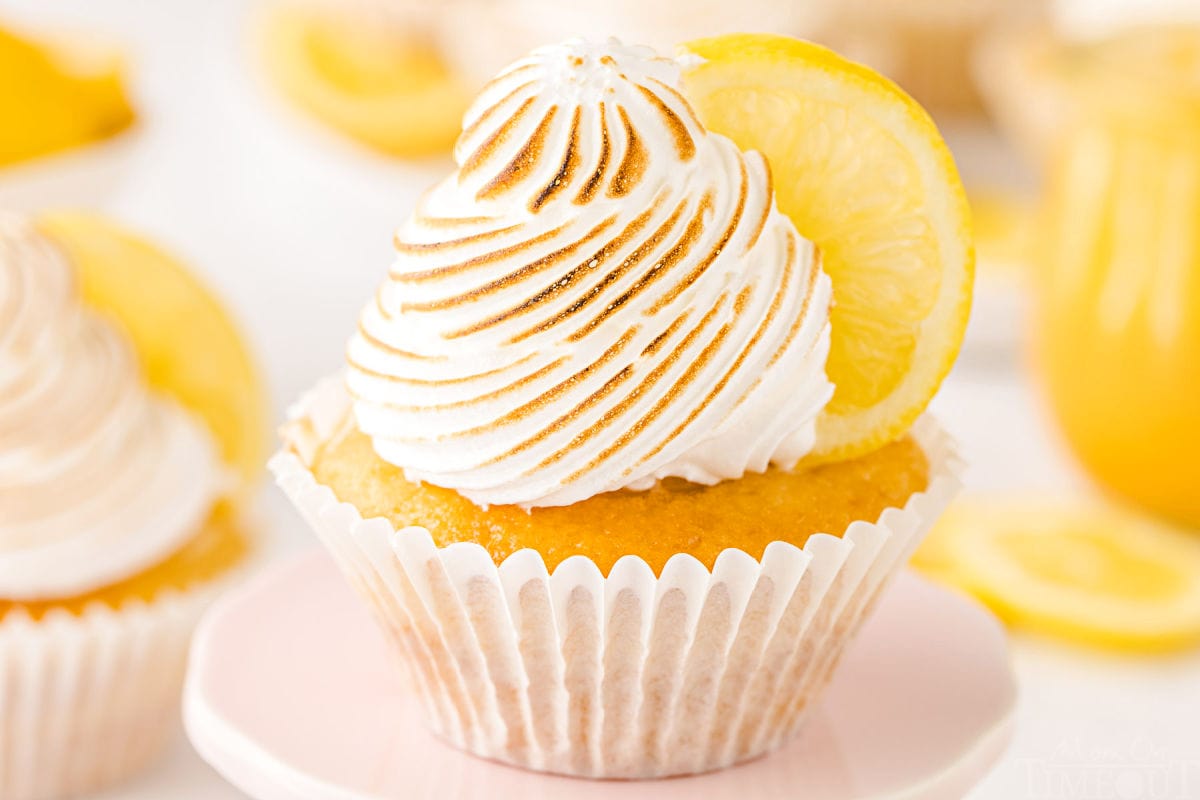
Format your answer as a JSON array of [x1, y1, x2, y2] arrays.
[[913, 500, 1200, 652], [38, 212, 268, 492], [679, 34, 974, 461], [260, 4, 470, 157], [0, 25, 135, 167]]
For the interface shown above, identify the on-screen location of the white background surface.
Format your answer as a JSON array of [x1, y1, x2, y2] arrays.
[[2, 1, 1198, 798]]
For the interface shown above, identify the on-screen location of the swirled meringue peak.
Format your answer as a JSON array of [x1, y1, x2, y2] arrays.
[[0, 214, 224, 601], [347, 38, 834, 508]]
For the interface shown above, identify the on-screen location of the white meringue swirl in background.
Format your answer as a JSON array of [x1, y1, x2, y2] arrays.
[[347, 39, 833, 509], [0, 214, 224, 602]]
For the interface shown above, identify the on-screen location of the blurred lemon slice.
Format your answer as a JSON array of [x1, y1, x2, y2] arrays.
[[260, 4, 470, 157], [970, 191, 1033, 280], [679, 34, 974, 462], [38, 212, 268, 492], [0, 25, 134, 167], [914, 500, 1200, 652]]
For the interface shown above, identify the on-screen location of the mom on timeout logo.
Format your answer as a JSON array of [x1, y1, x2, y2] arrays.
[[1019, 735, 1198, 799]]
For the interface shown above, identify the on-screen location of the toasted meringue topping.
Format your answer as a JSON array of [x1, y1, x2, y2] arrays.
[[0, 214, 224, 601], [347, 39, 833, 508]]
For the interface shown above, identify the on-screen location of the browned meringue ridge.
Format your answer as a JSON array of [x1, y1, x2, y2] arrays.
[[346, 39, 835, 509]]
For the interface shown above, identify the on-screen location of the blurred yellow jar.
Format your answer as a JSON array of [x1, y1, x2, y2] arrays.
[[1033, 28, 1200, 527]]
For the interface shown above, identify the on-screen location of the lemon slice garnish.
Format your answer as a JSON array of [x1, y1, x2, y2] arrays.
[[679, 34, 973, 461], [914, 500, 1200, 652]]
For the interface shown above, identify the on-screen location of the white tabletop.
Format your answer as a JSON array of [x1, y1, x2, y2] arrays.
[[3, 0, 1198, 797]]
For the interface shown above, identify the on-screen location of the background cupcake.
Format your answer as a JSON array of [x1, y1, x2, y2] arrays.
[[0, 20, 140, 210], [0, 212, 265, 800], [274, 35, 971, 778]]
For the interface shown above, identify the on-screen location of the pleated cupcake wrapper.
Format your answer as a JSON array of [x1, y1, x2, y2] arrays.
[[271, 377, 963, 779], [0, 545, 248, 800]]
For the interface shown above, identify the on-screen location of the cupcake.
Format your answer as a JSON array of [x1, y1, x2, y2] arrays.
[[273, 36, 972, 778], [0, 213, 265, 800], [0, 23, 139, 210]]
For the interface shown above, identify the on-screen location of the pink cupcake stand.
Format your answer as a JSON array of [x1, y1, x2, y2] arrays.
[[184, 550, 1016, 800]]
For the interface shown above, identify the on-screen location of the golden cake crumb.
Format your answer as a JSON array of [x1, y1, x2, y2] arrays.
[[310, 424, 929, 574]]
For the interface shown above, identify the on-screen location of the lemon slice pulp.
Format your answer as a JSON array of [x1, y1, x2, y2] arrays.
[[914, 500, 1200, 652], [679, 34, 974, 461]]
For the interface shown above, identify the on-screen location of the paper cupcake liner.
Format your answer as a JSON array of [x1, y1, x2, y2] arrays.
[[271, 377, 962, 779], [0, 526, 252, 800]]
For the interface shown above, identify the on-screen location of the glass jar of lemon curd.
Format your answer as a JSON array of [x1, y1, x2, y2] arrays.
[[1032, 28, 1200, 528]]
